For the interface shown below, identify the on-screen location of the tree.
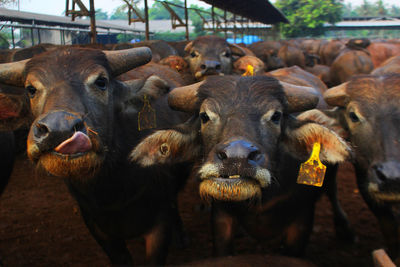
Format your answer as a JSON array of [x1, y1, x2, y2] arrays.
[[275, 0, 343, 38], [0, 0, 17, 6], [95, 8, 108, 20]]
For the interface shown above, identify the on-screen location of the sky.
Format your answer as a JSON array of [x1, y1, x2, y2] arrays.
[[2, 0, 400, 17]]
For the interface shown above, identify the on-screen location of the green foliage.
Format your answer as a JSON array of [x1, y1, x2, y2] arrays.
[[276, 0, 343, 38], [95, 9, 109, 20], [343, 0, 400, 17]]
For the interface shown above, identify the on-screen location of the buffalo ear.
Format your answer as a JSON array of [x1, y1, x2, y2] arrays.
[[0, 84, 33, 131], [130, 116, 201, 167], [283, 115, 351, 164], [296, 108, 348, 139]]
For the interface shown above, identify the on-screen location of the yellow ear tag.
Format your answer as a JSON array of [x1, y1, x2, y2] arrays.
[[138, 94, 156, 131], [242, 64, 254, 76], [297, 142, 326, 187]]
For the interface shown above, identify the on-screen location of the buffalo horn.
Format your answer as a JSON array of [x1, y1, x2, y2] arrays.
[[168, 81, 204, 113], [323, 82, 349, 107], [279, 81, 320, 113], [104, 47, 152, 77], [0, 59, 29, 87]]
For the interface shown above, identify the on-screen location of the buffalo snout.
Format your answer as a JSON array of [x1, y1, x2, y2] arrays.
[[373, 161, 400, 185], [200, 60, 222, 75], [32, 111, 87, 153]]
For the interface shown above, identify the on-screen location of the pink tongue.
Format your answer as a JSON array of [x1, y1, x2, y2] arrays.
[[54, 132, 92, 154]]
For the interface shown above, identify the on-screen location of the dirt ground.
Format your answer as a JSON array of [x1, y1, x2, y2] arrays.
[[0, 153, 385, 266]]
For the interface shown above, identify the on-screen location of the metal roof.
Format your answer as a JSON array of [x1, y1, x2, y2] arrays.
[[0, 8, 145, 33], [200, 0, 288, 24]]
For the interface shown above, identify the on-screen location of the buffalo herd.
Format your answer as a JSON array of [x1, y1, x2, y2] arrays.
[[1, 35, 400, 266]]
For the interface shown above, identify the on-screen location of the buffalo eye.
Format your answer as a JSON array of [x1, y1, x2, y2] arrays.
[[223, 51, 231, 58], [270, 111, 282, 124], [190, 51, 198, 58], [94, 76, 108, 90], [26, 85, 37, 98], [349, 111, 359, 123], [200, 112, 210, 124]]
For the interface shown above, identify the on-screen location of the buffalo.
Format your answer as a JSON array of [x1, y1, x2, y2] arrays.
[[184, 36, 245, 81], [300, 74, 400, 264], [131, 75, 350, 256], [0, 46, 189, 265]]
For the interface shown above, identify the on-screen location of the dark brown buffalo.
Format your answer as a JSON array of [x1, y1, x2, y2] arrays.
[[130, 40, 178, 62], [319, 40, 345, 66], [0, 47, 189, 265], [266, 66, 329, 109], [305, 64, 331, 87], [329, 48, 373, 86], [0, 131, 14, 195], [371, 55, 400, 76], [277, 44, 307, 68], [248, 41, 285, 71], [0, 43, 58, 63], [367, 42, 400, 68], [300, 74, 400, 264], [232, 55, 265, 76], [119, 61, 187, 88], [130, 75, 350, 257], [184, 36, 245, 81]]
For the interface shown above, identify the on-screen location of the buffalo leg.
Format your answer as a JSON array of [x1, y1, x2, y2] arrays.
[[80, 211, 133, 265], [211, 203, 235, 256], [144, 213, 172, 265], [283, 206, 315, 256], [325, 164, 356, 242]]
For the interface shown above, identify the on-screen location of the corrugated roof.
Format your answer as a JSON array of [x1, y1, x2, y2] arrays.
[[0, 8, 145, 33], [200, 0, 287, 24]]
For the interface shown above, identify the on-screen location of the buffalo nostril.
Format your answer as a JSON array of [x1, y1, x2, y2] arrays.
[[217, 151, 228, 161], [248, 150, 262, 162], [73, 120, 85, 132], [34, 122, 49, 138], [373, 164, 387, 182], [215, 64, 221, 70], [200, 64, 206, 70]]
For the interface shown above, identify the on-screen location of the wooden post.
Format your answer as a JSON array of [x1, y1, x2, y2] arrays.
[[89, 0, 97, 44], [37, 28, 41, 44], [11, 27, 15, 48], [211, 5, 215, 33], [144, 0, 149, 40], [224, 10, 227, 39], [30, 28, 34, 46], [184, 0, 189, 40]]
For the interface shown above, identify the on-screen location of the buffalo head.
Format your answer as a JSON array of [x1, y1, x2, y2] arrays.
[[131, 76, 350, 202], [0, 47, 170, 180]]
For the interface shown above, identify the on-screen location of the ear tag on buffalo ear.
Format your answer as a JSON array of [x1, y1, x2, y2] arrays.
[[138, 94, 156, 131], [297, 142, 326, 187], [242, 64, 254, 76]]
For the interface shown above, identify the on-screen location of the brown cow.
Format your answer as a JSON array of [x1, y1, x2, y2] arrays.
[[277, 44, 306, 68], [130, 75, 350, 257], [299, 74, 400, 264], [184, 36, 245, 81], [0, 47, 190, 265]]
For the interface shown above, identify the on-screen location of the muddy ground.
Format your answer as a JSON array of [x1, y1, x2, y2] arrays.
[[0, 154, 385, 266]]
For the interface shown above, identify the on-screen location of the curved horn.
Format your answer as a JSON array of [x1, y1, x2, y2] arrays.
[[324, 82, 349, 107], [0, 59, 29, 87], [103, 47, 152, 77], [168, 81, 204, 113], [279, 81, 320, 113]]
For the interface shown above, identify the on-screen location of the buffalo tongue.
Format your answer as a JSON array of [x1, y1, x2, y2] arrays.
[[54, 131, 92, 154]]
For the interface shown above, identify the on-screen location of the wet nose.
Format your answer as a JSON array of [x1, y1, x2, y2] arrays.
[[216, 140, 264, 166], [33, 111, 85, 151], [373, 161, 400, 183], [200, 60, 222, 73]]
